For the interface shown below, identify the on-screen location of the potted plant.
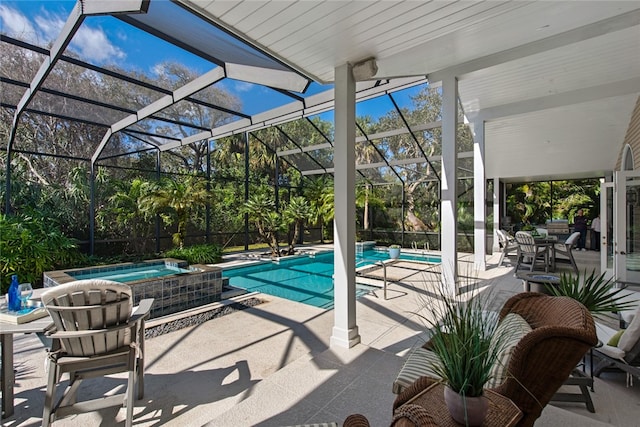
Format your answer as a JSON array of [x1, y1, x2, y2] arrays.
[[388, 244, 401, 259], [417, 283, 510, 426]]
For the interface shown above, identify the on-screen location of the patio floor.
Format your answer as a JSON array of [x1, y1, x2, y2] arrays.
[[4, 248, 639, 426]]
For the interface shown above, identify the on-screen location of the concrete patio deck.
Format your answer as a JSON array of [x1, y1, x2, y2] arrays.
[[3, 248, 639, 426]]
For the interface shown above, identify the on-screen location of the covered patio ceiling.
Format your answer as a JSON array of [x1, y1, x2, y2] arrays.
[[3, 0, 639, 185], [182, 0, 640, 183]]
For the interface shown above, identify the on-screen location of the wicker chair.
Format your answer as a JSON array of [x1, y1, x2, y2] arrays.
[[385, 293, 597, 427], [41, 280, 154, 427], [490, 293, 597, 427]]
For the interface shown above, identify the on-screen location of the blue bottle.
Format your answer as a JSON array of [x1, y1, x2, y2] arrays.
[[8, 275, 21, 312]]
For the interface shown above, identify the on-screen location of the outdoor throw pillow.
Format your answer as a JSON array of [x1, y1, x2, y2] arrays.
[[607, 329, 625, 347], [485, 313, 532, 388], [618, 305, 640, 352]]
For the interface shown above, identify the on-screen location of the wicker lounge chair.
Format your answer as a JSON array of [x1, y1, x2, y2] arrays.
[[391, 293, 597, 427], [41, 280, 153, 427]]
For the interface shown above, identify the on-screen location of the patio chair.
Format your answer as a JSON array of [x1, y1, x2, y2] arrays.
[[41, 280, 153, 427], [391, 293, 597, 427], [515, 231, 549, 272], [593, 304, 640, 381], [553, 231, 580, 274], [497, 229, 518, 267]]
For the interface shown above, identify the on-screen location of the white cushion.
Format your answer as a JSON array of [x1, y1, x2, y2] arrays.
[[486, 313, 532, 388], [597, 344, 627, 360], [618, 305, 640, 352]]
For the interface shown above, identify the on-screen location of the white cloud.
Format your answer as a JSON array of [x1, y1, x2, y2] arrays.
[[234, 81, 254, 93], [0, 5, 38, 43], [72, 25, 126, 63], [2, 5, 125, 64], [34, 10, 64, 43]]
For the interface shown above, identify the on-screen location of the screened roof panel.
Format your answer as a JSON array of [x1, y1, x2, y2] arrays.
[[280, 151, 327, 173], [152, 99, 241, 131], [12, 114, 107, 157], [354, 139, 385, 166], [120, 1, 291, 73], [357, 166, 390, 184], [76, 14, 216, 86], [0, 41, 47, 83], [28, 91, 128, 125], [125, 116, 203, 142], [212, 78, 294, 116], [0, 80, 26, 107], [42, 63, 170, 112]]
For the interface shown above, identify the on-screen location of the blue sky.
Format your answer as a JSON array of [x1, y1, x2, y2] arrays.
[[1, 0, 420, 120]]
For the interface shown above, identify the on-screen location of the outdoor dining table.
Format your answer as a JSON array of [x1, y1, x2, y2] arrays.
[[533, 236, 558, 271], [0, 288, 52, 419]]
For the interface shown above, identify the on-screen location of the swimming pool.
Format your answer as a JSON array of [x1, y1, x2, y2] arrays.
[[223, 249, 440, 309]]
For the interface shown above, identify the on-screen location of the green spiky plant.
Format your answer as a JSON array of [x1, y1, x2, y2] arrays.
[[544, 270, 637, 317], [416, 279, 511, 398]]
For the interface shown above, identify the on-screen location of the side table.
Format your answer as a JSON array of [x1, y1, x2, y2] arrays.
[[393, 377, 522, 427], [515, 271, 561, 294]]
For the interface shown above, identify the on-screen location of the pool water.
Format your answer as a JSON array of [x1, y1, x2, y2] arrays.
[[223, 249, 440, 309], [69, 265, 191, 283]]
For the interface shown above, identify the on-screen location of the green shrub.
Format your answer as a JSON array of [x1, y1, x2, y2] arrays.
[[0, 214, 82, 293], [163, 244, 222, 264]]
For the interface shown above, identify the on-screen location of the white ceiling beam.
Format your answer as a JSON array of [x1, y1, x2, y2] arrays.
[[426, 8, 640, 82], [472, 78, 640, 121], [226, 63, 309, 92], [82, 0, 150, 15]]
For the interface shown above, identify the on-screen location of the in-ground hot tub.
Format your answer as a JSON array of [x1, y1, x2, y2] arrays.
[[44, 259, 222, 319]]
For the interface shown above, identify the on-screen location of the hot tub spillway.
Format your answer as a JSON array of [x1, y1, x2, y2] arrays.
[[44, 259, 224, 319]]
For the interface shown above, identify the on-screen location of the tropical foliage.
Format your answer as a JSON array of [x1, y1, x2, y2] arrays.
[[545, 270, 637, 317], [0, 214, 82, 293], [140, 175, 211, 249], [164, 244, 222, 265], [506, 179, 600, 227]]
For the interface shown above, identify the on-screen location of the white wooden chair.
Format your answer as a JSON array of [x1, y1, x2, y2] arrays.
[[496, 229, 518, 267], [553, 231, 580, 274], [515, 231, 549, 272], [41, 280, 153, 427]]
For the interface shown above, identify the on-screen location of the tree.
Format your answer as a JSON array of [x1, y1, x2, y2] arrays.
[[240, 193, 285, 256], [98, 178, 154, 253], [140, 175, 211, 249], [304, 175, 334, 242], [283, 196, 312, 254]]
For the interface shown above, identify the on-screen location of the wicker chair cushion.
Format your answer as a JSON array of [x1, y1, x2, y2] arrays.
[[392, 347, 441, 394], [486, 313, 532, 388]]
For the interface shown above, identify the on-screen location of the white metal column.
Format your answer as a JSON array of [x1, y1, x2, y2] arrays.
[[331, 62, 360, 349], [441, 75, 458, 292], [473, 120, 486, 270], [493, 177, 501, 253]]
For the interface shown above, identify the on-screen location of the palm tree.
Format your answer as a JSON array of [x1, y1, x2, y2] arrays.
[[283, 196, 312, 254], [101, 178, 153, 253], [140, 175, 211, 249], [240, 193, 285, 256], [303, 176, 334, 243]]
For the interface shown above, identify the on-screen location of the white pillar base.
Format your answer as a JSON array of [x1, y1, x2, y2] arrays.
[[330, 325, 361, 349]]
